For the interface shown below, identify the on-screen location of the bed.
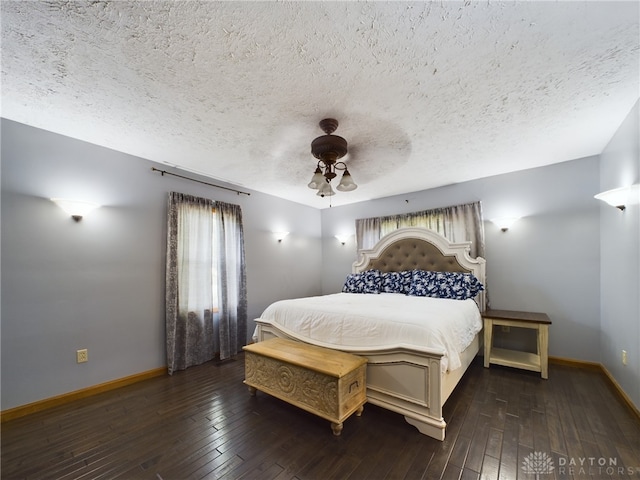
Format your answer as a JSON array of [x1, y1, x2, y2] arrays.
[[253, 227, 486, 440]]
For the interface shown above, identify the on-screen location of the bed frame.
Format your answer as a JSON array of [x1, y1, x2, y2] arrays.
[[254, 227, 486, 440]]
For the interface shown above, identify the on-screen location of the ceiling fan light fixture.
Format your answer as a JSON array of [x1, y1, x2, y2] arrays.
[[308, 118, 357, 198], [336, 168, 358, 192]]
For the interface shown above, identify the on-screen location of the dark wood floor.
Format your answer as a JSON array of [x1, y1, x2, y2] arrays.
[[2, 355, 639, 480]]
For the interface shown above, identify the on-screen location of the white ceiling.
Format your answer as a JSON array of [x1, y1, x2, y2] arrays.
[[2, 1, 639, 209]]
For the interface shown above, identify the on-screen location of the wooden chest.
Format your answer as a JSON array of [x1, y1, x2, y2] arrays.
[[243, 337, 367, 435]]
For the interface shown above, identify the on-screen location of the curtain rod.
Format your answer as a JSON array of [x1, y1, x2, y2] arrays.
[[151, 167, 251, 196]]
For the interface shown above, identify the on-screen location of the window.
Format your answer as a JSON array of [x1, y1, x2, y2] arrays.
[[178, 206, 218, 313]]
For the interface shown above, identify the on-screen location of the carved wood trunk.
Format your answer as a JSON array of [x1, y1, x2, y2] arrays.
[[243, 338, 367, 435]]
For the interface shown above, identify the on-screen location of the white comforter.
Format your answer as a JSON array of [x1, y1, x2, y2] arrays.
[[257, 292, 482, 373]]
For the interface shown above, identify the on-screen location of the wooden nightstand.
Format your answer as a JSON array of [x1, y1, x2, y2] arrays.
[[482, 309, 552, 379]]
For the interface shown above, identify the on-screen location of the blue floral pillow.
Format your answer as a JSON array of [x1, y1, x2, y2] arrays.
[[408, 270, 484, 300], [408, 270, 438, 297], [381, 270, 413, 294], [342, 269, 381, 294]]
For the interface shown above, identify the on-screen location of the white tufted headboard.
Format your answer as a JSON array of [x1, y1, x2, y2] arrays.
[[352, 227, 486, 311]]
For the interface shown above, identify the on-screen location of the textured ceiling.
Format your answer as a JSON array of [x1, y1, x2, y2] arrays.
[[2, 1, 639, 209]]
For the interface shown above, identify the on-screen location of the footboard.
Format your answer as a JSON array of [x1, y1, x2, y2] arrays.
[[254, 319, 457, 440]]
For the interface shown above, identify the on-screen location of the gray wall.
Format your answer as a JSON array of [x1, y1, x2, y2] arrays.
[[321, 157, 602, 363], [1, 119, 322, 410], [3, 107, 639, 413], [599, 100, 640, 408]]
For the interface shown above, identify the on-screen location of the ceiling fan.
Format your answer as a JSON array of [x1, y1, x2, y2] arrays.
[[307, 118, 357, 197]]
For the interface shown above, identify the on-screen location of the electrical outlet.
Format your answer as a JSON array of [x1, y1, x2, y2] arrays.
[[76, 349, 88, 363], [622, 350, 627, 366]]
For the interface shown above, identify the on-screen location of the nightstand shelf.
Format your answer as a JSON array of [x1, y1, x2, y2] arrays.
[[483, 309, 552, 379]]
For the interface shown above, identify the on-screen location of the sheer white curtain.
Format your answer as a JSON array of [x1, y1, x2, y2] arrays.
[[355, 216, 381, 254], [178, 199, 217, 325], [355, 201, 485, 259], [166, 193, 247, 374]]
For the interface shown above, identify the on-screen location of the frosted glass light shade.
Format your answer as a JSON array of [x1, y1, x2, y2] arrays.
[[51, 198, 101, 221], [307, 168, 324, 189], [335, 234, 351, 245], [491, 217, 519, 232], [273, 231, 290, 242], [317, 182, 335, 197], [336, 170, 357, 191], [594, 184, 640, 210]]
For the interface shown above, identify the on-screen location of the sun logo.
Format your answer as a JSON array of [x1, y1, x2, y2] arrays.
[[522, 451, 555, 478]]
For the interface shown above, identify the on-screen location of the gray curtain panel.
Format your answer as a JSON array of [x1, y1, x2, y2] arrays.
[[215, 200, 248, 361]]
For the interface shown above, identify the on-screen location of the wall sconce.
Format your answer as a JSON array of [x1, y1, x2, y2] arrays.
[[491, 217, 519, 232], [594, 184, 640, 211], [273, 231, 289, 242], [335, 234, 350, 245], [51, 198, 101, 222]]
